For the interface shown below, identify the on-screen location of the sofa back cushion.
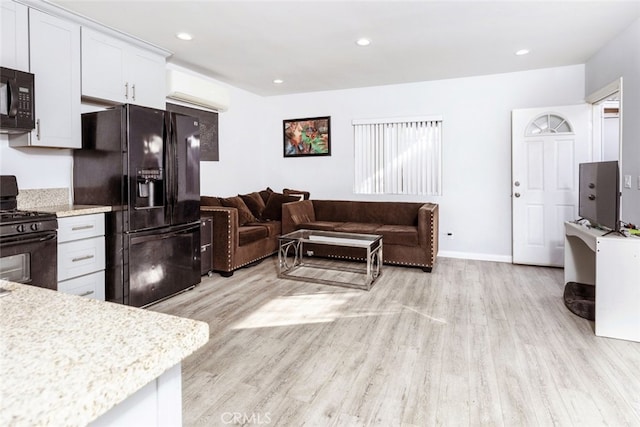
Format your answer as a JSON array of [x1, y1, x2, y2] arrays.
[[201, 196, 222, 206], [239, 192, 267, 220], [220, 196, 258, 225], [262, 192, 301, 221], [313, 200, 421, 225]]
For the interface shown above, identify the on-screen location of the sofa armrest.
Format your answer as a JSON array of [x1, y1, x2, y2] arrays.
[[200, 206, 239, 272], [282, 200, 315, 234], [418, 203, 439, 264]]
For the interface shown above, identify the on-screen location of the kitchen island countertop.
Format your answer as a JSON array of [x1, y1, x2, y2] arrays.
[[0, 280, 209, 426]]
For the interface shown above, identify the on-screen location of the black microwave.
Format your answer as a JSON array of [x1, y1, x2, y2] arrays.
[[1, 66, 35, 134]]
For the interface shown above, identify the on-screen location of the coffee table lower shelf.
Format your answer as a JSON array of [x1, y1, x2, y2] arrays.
[[277, 229, 383, 291]]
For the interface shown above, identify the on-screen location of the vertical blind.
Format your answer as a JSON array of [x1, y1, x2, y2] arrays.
[[353, 116, 442, 195]]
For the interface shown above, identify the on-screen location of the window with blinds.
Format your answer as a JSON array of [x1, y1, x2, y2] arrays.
[[353, 116, 442, 195]]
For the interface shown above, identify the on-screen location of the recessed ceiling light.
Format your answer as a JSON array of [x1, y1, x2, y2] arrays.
[[356, 38, 371, 47], [515, 49, 530, 56], [176, 32, 193, 41], [273, 79, 284, 84]]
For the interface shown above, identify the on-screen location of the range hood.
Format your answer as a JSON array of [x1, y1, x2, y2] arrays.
[[166, 69, 230, 112]]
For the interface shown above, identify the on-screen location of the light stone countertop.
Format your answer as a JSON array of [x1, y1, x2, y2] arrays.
[[0, 280, 209, 427], [32, 204, 112, 217]]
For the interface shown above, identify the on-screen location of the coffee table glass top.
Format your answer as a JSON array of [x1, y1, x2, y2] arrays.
[[279, 229, 382, 248]]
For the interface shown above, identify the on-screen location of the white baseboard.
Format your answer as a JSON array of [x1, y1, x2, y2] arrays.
[[437, 251, 512, 264]]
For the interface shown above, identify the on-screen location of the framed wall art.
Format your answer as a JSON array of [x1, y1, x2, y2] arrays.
[[283, 116, 331, 157]]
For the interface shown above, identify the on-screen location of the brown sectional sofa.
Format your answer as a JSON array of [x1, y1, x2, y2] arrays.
[[200, 189, 439, 276], [282, 200, 439, 271]]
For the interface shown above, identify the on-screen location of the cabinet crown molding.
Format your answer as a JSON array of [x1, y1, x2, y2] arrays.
[[15, 0, 171, 58]]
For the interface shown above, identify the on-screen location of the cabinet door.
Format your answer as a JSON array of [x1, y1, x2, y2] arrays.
[[28, 9, 81, 148], [81, 27, 127, 103], [126, 47, 166, 109], [0, 1, 29, 71]]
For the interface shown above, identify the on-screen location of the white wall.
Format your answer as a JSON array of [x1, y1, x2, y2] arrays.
[[585, 18, 640, 227], [0, 135, 73, 189], [260, 65, 586, 260]]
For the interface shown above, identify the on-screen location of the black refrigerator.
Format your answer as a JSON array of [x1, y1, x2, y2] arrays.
[[73, 104, 201, 307]]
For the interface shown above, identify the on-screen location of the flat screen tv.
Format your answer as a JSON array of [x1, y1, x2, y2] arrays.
[[578, 161, 620, 232]]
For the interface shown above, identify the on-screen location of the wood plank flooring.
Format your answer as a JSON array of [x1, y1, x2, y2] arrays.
[[151, 257, 640, 427]]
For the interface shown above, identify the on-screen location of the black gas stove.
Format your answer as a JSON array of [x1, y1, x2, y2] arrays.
[[0, 175, 58, 290], [0, 210, 58, 236]]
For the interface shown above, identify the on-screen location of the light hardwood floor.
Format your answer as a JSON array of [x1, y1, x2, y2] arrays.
[[151, 257, 640, 427]]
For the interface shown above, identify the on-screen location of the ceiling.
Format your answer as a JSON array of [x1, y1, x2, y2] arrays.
[[49, 0, 640, 97]]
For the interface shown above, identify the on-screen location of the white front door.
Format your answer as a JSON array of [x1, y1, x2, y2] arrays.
[[512, 105, 591, 266]]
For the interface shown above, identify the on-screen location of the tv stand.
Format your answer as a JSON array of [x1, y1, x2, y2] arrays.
[[564, 222, 640, 342]]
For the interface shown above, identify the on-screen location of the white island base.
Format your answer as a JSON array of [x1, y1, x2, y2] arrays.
[[92, 363, 181, 426]]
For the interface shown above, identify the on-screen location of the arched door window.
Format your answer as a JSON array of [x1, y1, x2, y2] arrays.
[[525, 113, 573, 136]]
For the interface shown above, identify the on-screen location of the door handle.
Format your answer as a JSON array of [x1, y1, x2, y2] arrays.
[[514, 193, 521, 198], [72, 254, 95, 262], [125, 82, 129, 99], [132, 84, 136, 101], [36, 119, 41, 140]]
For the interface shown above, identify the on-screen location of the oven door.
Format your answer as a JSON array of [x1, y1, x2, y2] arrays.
[[0, 231, 57, 290]]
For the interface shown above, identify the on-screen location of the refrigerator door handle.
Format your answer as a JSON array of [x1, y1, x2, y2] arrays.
[[164, 115, 175, 222]]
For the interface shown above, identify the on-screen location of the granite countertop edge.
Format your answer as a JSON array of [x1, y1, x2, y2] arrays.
[[0, 280, 209, 427], [32, 204, 112, 217]]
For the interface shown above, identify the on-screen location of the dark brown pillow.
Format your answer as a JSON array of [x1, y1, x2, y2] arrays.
[[258, 187, 274, 204], [283, 188, 310, 200], [200, 196, 222, 206], [239, 192, 266, 220], [262, 192, 300, 221], [220, 196, 257, 226]]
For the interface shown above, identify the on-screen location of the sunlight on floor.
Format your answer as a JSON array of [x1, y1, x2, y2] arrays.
[[232, 291, 395, 329], [231, 290, 448, 329]]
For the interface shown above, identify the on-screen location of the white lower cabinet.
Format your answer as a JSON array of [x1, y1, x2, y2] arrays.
[[57, 213, 106, 300]]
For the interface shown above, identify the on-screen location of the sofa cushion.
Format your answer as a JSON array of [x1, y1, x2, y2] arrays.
[[238, 225, 269, 246], [262, 192, 300, 221], [239, 192, 266, 220], [334, 222, 383, 234], [296, 221, 342, 232], [375, 224, 419, 246], [201, 196, 222, 206], [220, 196, 257, 226], [246, 220, 281, 237]]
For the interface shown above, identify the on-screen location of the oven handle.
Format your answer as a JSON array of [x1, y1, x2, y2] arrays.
[[0, 232, 57, 247]]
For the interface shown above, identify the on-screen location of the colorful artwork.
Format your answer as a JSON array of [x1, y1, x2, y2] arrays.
[[283, 116, 331, 157]]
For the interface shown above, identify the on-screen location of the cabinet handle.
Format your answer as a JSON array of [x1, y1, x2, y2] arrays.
[[72, 254, 95, 262], [71, 225, 94, 231], [78, 290, 94, 297], [125, 82, 129, 99], [132, 84, 136, 101], [36, 119, 41, 140]]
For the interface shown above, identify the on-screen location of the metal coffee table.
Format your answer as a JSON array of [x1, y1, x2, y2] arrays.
[[278, 229, 383, 290]]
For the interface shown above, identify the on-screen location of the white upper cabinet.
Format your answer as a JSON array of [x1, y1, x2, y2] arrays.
[[0, 1, 29, 71], [10, 8, 81, 149], [81, 27, 166, 109]]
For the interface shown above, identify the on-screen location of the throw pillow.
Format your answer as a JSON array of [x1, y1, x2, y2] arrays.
[[262, 192, 300, 221], [283, 188, 310, 200], [239, 192, 266, 220], [220, 196, 258, 226], [258, 187, 274, 204], [200, 196, 222, 206]]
